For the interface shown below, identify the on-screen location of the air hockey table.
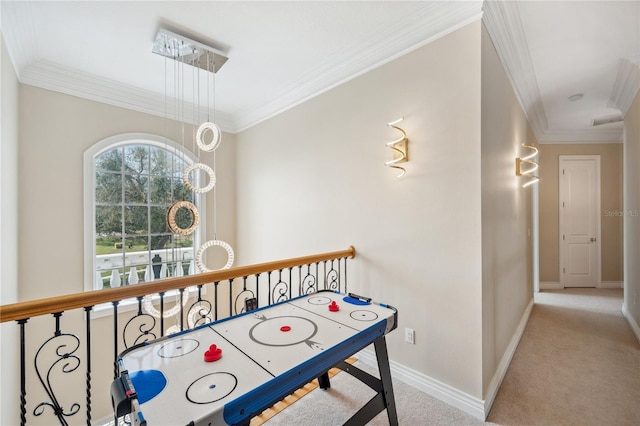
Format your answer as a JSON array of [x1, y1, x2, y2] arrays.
[[112, 290, 398, 425]]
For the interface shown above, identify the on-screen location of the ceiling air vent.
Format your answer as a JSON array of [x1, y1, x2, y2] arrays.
[[592, 114, 623, 126]]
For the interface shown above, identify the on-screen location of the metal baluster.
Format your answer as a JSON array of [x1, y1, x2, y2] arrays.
[[228, 279, 234, 315], [33, 312, 81, 425], [159, 292, 165, 336], [179, 288, 185, 331], [84, 306, 93, 426], [112, 301, 119, 379], [288, 268, 292, 300], [214, 282, 219, 320], [344, 256, 349, 293], [19, 319, 28, 426], [267, 271, 273, 305], [255, 274, 260, 308]]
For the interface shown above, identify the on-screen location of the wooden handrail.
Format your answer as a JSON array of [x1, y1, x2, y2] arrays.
[[0, 246, 355, 323]]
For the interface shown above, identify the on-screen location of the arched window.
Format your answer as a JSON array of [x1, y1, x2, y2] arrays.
[[84, 134, 204, 291]]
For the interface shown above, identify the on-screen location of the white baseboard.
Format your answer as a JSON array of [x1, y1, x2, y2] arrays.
[[540, 281, 562, 289], [357, 350, 485, 420], [483, 297, 534, 418], [601, 281, 624, 288], [359, 297, 534, 421], [622, 304, 640, 344]]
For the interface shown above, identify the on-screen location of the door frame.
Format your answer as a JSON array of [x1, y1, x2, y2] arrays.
[[558, 155, 602, 288]]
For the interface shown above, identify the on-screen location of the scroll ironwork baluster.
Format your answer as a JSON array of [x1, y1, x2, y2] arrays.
[[301, 264, 317, 295], [234, 276, 256, 314], [187, 285, 212, 328], [33, 312, 81, 425], [326, 259, 339, 291], [123, 297, 156, 348], [271, 269, 288, 304]]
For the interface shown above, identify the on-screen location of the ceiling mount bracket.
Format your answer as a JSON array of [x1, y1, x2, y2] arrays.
[[152, 28, 228, 73]]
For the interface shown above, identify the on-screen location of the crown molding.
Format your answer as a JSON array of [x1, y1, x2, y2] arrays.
[[538, 128, 623, 144], [483, 0, 548, 142], [608, 55, 640, 117], [20, 60, 235, 132], [6, 1, 482, 135], [232, 2, 484, 132]]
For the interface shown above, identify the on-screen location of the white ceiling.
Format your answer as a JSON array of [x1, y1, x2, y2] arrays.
[[2, 1, 639, 142]]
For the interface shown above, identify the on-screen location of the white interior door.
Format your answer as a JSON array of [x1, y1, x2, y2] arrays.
[[559, 155, 601, 288]]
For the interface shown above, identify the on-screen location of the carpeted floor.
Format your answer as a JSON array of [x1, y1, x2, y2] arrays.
[[262, 288, 640, 425]]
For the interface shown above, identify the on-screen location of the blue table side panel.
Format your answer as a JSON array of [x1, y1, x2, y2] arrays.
[[222, 318, 388, 425]]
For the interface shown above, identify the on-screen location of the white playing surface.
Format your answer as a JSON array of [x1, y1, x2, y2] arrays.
[[120, 292, 395, 425]]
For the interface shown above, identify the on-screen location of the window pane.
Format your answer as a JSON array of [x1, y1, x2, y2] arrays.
[[124, 146, 149, 175], [96, 171, 122, 203], [96, 148, 122, 172], [174, 236, 194, 248], [150, 206, 169, 234], [96, 205, 122, 236], [150, 234, 172, 250], [150, 146, 171, 176], [150, 176, 172, 204], [124, 174, 148, 204], [174, 156, 189, 177], [173, 178, 193, 202], [96, 237, 123, 255], [125, 236, 148, 252], [125, 206, 148, 234]]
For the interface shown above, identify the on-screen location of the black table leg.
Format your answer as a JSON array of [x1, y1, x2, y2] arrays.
[[318, 371, 331, 390], [374, 335, 398, 426]]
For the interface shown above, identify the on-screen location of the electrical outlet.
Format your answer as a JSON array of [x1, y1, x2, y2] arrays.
[[405, 328, 415, 344]]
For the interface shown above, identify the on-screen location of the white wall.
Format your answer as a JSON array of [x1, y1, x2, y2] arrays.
[[236, 22, 484, 398], [480, 24, 534, 400], [1, 33, 21, 426], [623, 91, 640, 340]]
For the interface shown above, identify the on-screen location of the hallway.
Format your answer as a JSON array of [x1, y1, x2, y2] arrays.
[[487, 288, 640, 425]]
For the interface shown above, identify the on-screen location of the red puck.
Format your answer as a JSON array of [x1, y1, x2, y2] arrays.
[[280, 325, 291, 332], [204, 344, 222, 362]]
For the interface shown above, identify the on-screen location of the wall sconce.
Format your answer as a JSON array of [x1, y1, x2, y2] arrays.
[[515, 144, 539, 187], [386, 117, 409, 178]]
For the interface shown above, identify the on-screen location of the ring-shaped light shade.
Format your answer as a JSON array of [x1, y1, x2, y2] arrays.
[[167, 201, 200, 236], [196, 122, 221, 152], [196, 240, 235, 272], [183, 163, 216, 193], [142, 287, 192, 319]]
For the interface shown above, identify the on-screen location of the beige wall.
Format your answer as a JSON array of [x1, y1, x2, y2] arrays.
[[623, 91, 640, 338], [480, 24, 534, 397], [16, 85, 237, 422], [18, 85, 237, 301], [237, 22, 485, 398], [538, 143, 623, 283], [1, 33, 21, 426]]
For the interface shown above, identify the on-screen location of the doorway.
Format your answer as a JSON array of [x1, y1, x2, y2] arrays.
[[559, 155, 601, 288]]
